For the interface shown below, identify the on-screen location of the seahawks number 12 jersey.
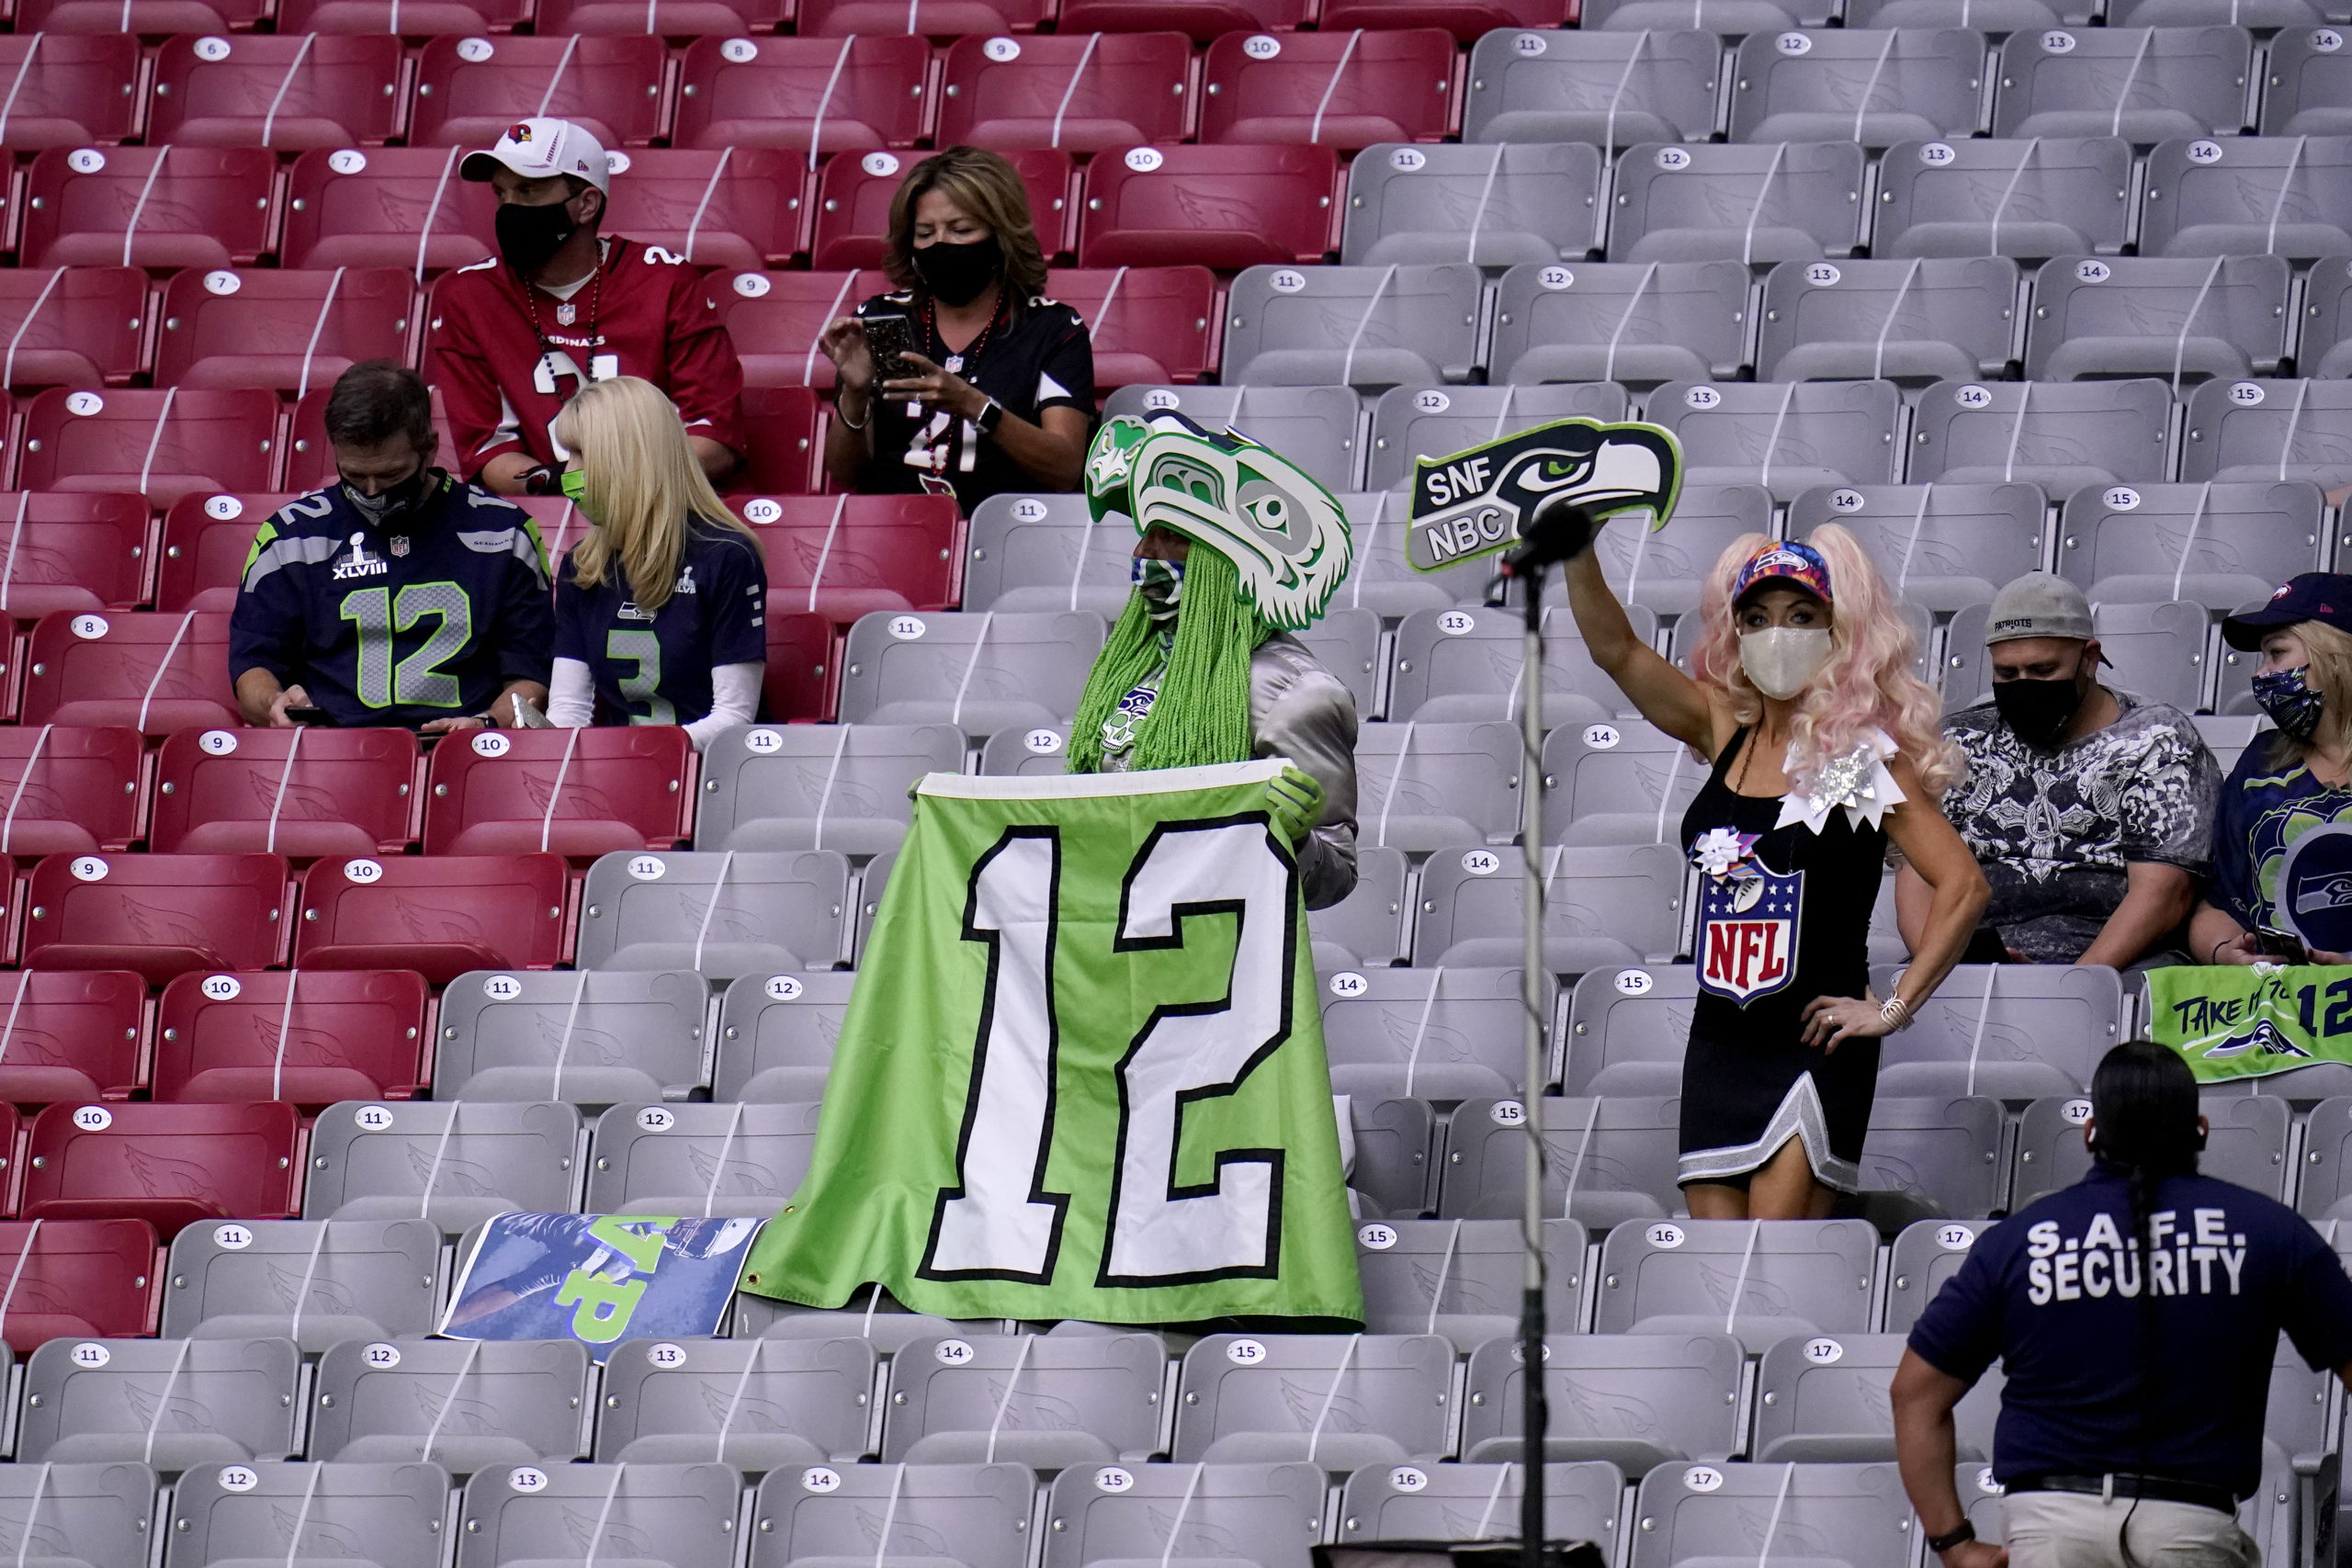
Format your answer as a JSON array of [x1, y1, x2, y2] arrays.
[[230, 473, 556, 728]]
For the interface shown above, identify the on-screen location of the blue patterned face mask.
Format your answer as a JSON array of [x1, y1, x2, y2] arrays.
[[1132, 558, 1184, 626], [2254, 663, 2326, 741]]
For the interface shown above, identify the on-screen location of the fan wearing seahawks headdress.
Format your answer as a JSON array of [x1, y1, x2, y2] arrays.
[[1069, 413, 1361, 909]]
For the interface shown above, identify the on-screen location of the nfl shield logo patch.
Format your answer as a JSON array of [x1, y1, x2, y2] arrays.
[[390, 536, 410, 557], [1698, 864, 1804, 1004]]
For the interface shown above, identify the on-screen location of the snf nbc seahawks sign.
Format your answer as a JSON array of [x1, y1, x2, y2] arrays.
[[1406, 419, 1686, 572]]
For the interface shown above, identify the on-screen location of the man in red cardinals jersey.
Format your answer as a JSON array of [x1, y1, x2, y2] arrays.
[[435, 117, 743, 497]]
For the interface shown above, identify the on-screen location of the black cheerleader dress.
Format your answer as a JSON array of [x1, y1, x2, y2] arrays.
[[1675, 725, 1890, 1192]]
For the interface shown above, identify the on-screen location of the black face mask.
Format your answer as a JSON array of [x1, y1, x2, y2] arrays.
[[1992, 667, 2089, 750], [343, 466, 433, 528], [912, 234, 1002, 308], [496, 199, 577, 276]]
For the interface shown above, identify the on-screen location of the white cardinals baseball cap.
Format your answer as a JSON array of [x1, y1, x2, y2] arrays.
[[460, 116, 612, 195]]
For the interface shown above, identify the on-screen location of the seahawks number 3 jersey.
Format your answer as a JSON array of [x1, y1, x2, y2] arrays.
[[230, 473, 556, 728], [553, 523, 767, 728]]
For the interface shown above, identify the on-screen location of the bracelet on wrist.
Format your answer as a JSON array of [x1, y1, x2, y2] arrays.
[[1928, 1522, 1975, 1555], [1878, 994, 1914, 1032], [836, 389, 871, 433]]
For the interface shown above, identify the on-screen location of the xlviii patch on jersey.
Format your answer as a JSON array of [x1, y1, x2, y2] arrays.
[[1698, 864, 1804, 1004]]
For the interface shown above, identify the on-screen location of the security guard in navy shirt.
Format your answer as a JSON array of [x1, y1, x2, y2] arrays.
[[1894, 1041, 2352, 1568]]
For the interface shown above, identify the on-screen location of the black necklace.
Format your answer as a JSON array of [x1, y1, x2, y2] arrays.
[[521, 245, 605, 383], [922, 286, 1005, 378]]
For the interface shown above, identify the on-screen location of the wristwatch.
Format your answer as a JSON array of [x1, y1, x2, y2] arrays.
[[973, 399, 1005, 437], [520, 465, 560, 496], [1928, 1522, 1976, 1554]]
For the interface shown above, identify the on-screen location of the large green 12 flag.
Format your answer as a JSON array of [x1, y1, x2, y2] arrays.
[[739, 759, 1364, 1325]]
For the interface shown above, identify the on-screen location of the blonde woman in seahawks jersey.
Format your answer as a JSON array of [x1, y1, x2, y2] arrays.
[[1066, 413, 1360, 909]]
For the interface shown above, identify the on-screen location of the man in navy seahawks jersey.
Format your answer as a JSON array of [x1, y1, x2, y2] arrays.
[[231, 362, 554, 731]]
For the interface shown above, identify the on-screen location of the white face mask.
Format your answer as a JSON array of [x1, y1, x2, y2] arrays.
[[1740, 626, 1833, 700]]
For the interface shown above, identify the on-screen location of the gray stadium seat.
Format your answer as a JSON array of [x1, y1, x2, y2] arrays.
[[2057, 480, 2324, 614], [576, 849, 852, 978], [2181, 378, 2352, 488], [1341, 142, 1606, 266], [1345, 1093, 1440, 1217], [1882, 1217, 1996, 1336], [1560, 964, 1697, 1095], [1463, 28, 1724, 147], [1320, 964, 1554, 1100], [963, 493, 1133, 618], [713, 970, 857, 1103], [0, 1461, 156, 1568], [2261, 29, 2352, 135], [1101, 385, 1363, 493], [1440, 1095, 1682, 1227], [1541, 720, 1709, 849], [1644, 379, 1903, 501], [2084, 598, 2211, 714], [978, 722, 1081, 776], [1354, 1217, 1588, 1349], [1414, 841, 1687, 972], [1354, 722, 1524, 853], [2294, 254, 2352, 378], [452, 1461, 741, 1568], [1753, 1333, 2004, 1461], [1491, 260, 1753, 387], [1858, 1095, 2007, 1219], [2266, 1340, 2339, 1468], [160, 1218, 443, 1350], [1729, 29, 1986, 146], [435, 968, 712, 1107], [1846, 0, 2070, 28], [19, 1336, 301, 1467], [2192, 713, 2270, 773], [1870, 962, 2126, 1099], [1366, 384, 1632, 492], [1386, 604, 1655, 726], [585, 1102, 820, 1217], [2024, 254, 2289, 382], [1331, 491, 1497, 616], [1788, 483, 2046, 615], [1338, 1461, 1626, 1560], [1627, 1461, 1916, 1568], [1041, 1461, 1323, 1568], [1172, 1334, 1454, 1467], [311, 1337, 593, 1471], [164, 1461, 452, 1568], [1460, 1332, 1745, 1468], [695, 723, 966, 853], [837, 610, 1107, 740], [1594, 1217, 1879, 1351], [2139, 136, 2352, 258], [1607, 141, 1867, 265], [1991, 27, 2255, 143], [1294, 606, 1384, 719], [1908, 378, 2176, 491], [1567, 486, 1775, 619], [593, 1336, 876, 1468], [1758, 256, 2019, 383], [851, 849, 892, 968], [2117, 0, 2328, 25], [1311, 845, 1410, 970], [2011, 1090, 2291, 1207], [1223, 265, 1486, 390], [1585, 0, 1821, 35], [1873, 137, 2133, 259], [879, 1330, 1165, 1466], [730, 1289, 1008, 1355], [753, 1462, 1038, 1568], [2294, 1095, 2352, 1219], [302, 1100, 584, 1233]]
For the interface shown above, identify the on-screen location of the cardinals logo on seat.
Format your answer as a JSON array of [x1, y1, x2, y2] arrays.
[[1697, 864, 1804, 1005]]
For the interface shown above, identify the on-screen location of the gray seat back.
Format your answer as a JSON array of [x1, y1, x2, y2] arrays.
[[1464, 28, 1723, 147], [881, 1331, 1166, 1466], [1328, 492, 1492, 617], [594, 1336, 876, 1469], [436, 968, 712, 1107], [576, 849, 852, 979], [1873, 137, 2132, 260], [1337, 1461, 1624, 1561], [19, 1337, 301, 1468], [1567, 486, 1775, 620], [1857, 1095, 2007, 1218], [2181, 377, 2352, 488], [2140, 135, 2352, 259], [2298, 1094, 2352, 1219], [1788, 482, 2046, 615], [0, 1460, 158, 1568], [303, 1100, 583, 1235], [1171, 1334, 1454, 1468], [1310, 845, 1409, 970], [1758, 256, 2018, 383], [1594, 1217, 1879, 1351], [1459, 1332, 1744, 1471], [1293, 607, 1383, 717], [1041, 1461, 1324, 1568], [1353, 1217, 1588, 1351], [1626, 1461, 1917, 1568], [453, 1461, 742, 1568], [1607, 141, 1867, 265], [2087, 598, 2211, 713], [311, 1337, 593, 1472], [1541, 719, 1709, 849], [1992, 27, 2254, 143], [1101, 385, 1362, 492], [1909, 378, 2176, 491], [1882, 1218, 1996, 1336], [978, 722, 1081, 777], [1344, 1094, 1438, 1218], [1869, 962, 2125, 1099], [1354, 722, 1525, 853], [1413, 841, 1687, 971], [1644, 379, 1903, 501], [1753, 1335, 2002, 1461], [752, 1461, 1038, 1568], [1438, 1095, 1681, 1226], [2261, 30, 2352, 134], [713, 970, 859, 1103], [1366, 384, 1630, 492], [1342, 142, 1606, 267], [963, 492, 1134, 617], [1321, 964, 1555, 1101], [1561, 965, 1700, 1096], [1387, 604, 1657, 725], [1492, 260, 1752, 388], [2024, 254, 2289, 381], [161, 1218, 444, 1350], [1224, 264, 1487, 391], [696, 723, 966, 854], [164, 1461, 452, 1568], [837, 611, 1107, 740], [585, 1101, 822, 1217], [1729, 28, 1986, 147]]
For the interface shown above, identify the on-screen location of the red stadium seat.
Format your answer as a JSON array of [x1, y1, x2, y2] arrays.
[[0, 727, 144, 859], [283, 387, 458, 493], [23, 852, 290, 986], [675, 36, 931, 153], [599, 148, 808, 270], [536, 0, 786, 35], [18, 389, 278, 510], [21, 609, 241, 736], [410, 34, 673, 152], [0, 268, 148, 390], [763, 609, 837, 721], [0, 1219, 161, 1350], [734, 386, 822, 496], [810, 146, 1071, 268], [292, 852, 570, 983], [282, 146, 498, 275], [155, 268, 415, 397], [152, 967, 430, 1105], [157, 491, 296, 613], [276, 0, 531, 36], [741, 491, 961, 625], [717, 268, 887, 389], [1321, 0, 1562, 36], [151, 727, 422, 857], [20, 146, 277, 272], [1046, 265, 1216, 387], [19, 1100, 301, 1237], [17, 0, 266, 34], [146, 34, 405, 152], [0, 970, 150, 1107], [0, 35, 142, 152], [1198, 28, 1456, 148], [1078, 142, 1338, 267], [420, 727, 694, 858], [797, 0, 1046, 35], [0, 493, 152, 620], [1061, 0, 1301, 42], [936, 33, 1192, 152]]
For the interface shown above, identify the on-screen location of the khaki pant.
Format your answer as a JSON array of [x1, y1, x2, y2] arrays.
[[2004, 1490, 2259, 1568]]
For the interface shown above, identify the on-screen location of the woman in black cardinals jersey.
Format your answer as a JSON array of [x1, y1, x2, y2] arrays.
[[820, 146, 1094, 515], [545, 377, 768, 750]]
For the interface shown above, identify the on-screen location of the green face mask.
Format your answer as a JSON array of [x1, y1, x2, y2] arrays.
[[560, 467, 596, 522]]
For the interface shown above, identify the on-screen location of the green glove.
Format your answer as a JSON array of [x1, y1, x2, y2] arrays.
[[1266, 764, 1325, 849]]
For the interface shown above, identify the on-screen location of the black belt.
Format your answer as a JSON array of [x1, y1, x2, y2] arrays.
[[2003, 1473, 2238, 1516]]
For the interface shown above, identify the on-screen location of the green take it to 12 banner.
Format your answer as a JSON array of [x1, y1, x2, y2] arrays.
[[2145, 964, 2352, 1082]]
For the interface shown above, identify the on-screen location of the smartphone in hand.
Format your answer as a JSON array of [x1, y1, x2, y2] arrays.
[[861, 312, 916, 389], [283, 705, 334, 727], [2256, 925, 2312, 964]]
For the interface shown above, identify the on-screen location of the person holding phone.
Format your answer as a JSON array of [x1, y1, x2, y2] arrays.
[[820, 146, 1094, 514]]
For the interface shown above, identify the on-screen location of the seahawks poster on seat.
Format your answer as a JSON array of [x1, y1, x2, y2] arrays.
[[2147, 965, 2352, 1083], [1405, 418, 1685, 572], [440, 1213, 763, 1359], [738, 761, 1363, 1325]]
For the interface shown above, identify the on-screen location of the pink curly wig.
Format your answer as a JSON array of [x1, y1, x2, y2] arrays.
[[1689, 524, 1962, 802]]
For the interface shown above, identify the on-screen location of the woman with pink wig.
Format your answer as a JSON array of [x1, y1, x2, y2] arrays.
[[1564, 525, 1988, 1220]]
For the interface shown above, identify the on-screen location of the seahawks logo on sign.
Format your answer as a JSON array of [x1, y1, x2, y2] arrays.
[[1406, 419, 1684, 573]]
